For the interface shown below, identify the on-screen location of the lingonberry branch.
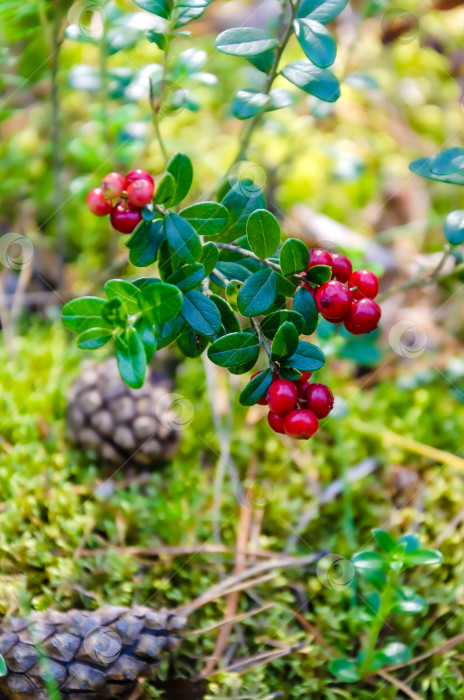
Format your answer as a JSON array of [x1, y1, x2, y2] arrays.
[[233, 0, 300, 164], [215, 242, 282, 272], [360, 566, 398, 677], [251, 317, 273, 362]]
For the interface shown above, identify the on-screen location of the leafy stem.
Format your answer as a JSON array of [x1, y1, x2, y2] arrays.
[[215, 242, 282, 272], [251, 317, 273, 363], [360, 567, 398, 677], [232, 0, 300, 164]]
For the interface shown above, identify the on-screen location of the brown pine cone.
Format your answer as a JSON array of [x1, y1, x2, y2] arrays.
[[0, 605, 186, 699], [67, 357, 182, 469]]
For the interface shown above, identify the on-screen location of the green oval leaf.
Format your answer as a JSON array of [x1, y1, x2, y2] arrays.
[[181, 290, 222, 336], [297, 0, 348, 23], [237, 268, 278, 316], [77, 327, 113, 350], [260, 310, 305, 339], [403, 549, 444, 567], [352, 551, 388, 571], [305, 264, 332, 285], [133, 0, 170, 18], [181, 202, 229, 236], [281, 60, 340, 102], [62, 297, 112, 334], [177, 327, 209, 357], [293, 286, 318, 335], [329, 658, 360, 683], [200, 242, 220, 275], [165, 212, 202, 263], [134, 317, 157, 363], [239, 368, 272, 406], [233, 90, 269, 120], [287, 340, 325, 371], [271, 321, 299, 361], [208, 332, 260, 368], [126, 219, 165, 268], [246, 209, 281, 259], [138, 282, 183, 325], [104, 279, 141, 313], [155, 316, 185, 350], [166, 152, 193, 206], [210, 294, 241, 333], [293, 19, 336, 68], [215, 27, 279, 57], [372, 529, 396, 554], [0, 655, 6, 678], [280, 238, 309, 277], [154, 172, 176, 205], [167, 263, 205, 292], [115, 327, 147, 389]]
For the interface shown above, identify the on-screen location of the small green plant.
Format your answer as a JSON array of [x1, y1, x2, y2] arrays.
[[329, 529, 444, 682]]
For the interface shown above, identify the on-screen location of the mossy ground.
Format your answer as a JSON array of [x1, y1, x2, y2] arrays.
[[1, 321, 463, 698]]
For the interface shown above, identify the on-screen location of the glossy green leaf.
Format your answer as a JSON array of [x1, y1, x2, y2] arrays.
[[215, 27, 279, 57], [271, 321, 299, 361], [276, 272, 298, 297], [279, 366, 302, 380], [372, 529, 396, 554], [352, 551, 388, 571], [216, 261, 252, 282], [293, 19, 336, 68], [155, 316, 185, 350], [391, 594, 426, 614], [297, 0, 348, 23], [287, 339, 325, 371], [154, 172, 176, 205], [210, 294, 241, 333], [268, 88, 296, 111], [409, 156, 464, 185], [261, 310, 305, 339], [280, 238, 310, 276], [62, 297, 111, 334], [167, 263, 205, 291], [104, 279, 141, 313], [166, 152, 193, 205], [208, 332, 260, 368], [177, 327, 209, 357], [77, 327, 113, 350], [431, 147, 464, 175], [376, 643, 411, 666], [239, 368, 272, 406], [181, 202, 228, 236], [134, 317, 157, 363], [305, 263, 331, 285], [181, 290, 222, 336], [237, 268, 278, 316], [174, 0, 211, 28], [233, 90, 269, 119], [444, 210, 464, 245], [281, 60, 340, 102], [293, 286, 318, 334], [115, 327, 146, 389], [199, 242, 219, 276], [247, 49, 276, 73], [397, 533, 420, 553], [138, 282, 183, 325], [133, 0, 170, 18], [0, 656, 5, 678], [329, 658, 360, 683], [126, 219, 165, 268], [403, 549, 444, 567], [101, 298, 127, 328], [246, 209, 280, 259], [217, 183, 266, 244], [165, 212, 202, 263]]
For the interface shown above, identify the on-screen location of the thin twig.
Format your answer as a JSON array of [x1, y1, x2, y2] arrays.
[[215, 242, 281, 272], [378, 255, 463, 302], [377, 669, 424, 700]]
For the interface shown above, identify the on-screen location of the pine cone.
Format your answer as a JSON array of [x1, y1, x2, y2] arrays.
[[0, 605, 186, 699], [67, 358, 181, 469]]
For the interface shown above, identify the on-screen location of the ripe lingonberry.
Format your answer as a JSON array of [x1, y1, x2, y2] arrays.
[[251, 371, 268, 405], [315, 280, 352, 322], [283, 409, 319, 440], [102, 172, 124, 200], [266, 379, 298, 417], [304, 383, 334, 419], [110, 202, 143, 234], [127, 179, 155, 208], [86, 188, 113, 216], [268, 411, 286, 434], [296, 380, 311, 398], [349, 269, 379, 300], [124, 169, 154, 188], [307, 248, 333, 269], [331, 253, 353, 283], [344, 298, 381, 335], [299, 372, 313, 382]]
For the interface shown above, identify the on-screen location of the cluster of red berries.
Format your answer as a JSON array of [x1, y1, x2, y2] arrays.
[[253, 371, 334, 440], [86, 169, 155, 234], [303, 249, 381, 335]]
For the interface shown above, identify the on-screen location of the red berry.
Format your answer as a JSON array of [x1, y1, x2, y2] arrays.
[[268, 411, 286, 434], [331, 253, 352, 283], [304, 383, 334, 419], [299, 372, 313, 382], [302, 282, 315, 296], [101, 172, 124, 200], [307, 248, 333, 270], [86, 187, 113, 216], [296, 380, 311, 398], [127, 179, 155, 208], [343, 298, 381, 335], [124, 169, 154, 188], [110, 202, 143, 234], [283, 409, 319, 440], [266, 379, 298, 417], [349, 269, 379, 300], [315, 280, 352, 322], [251, 371, 268, 405]]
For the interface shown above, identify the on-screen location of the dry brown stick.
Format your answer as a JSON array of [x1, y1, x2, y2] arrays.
[[214, 641, 307, 675], [202, 457, 257, 676], [377, 669, 424, 700], [187, 603, 275, 637]]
